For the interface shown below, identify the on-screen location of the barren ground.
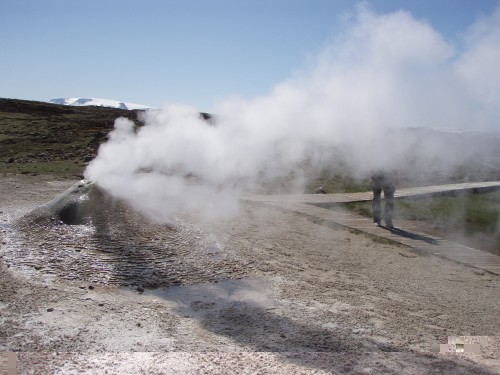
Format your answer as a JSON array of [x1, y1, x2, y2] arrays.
[[1, 174, 499, 374]]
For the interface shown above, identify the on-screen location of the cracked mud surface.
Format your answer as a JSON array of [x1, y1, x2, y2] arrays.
[[0, 175, 499, 374]]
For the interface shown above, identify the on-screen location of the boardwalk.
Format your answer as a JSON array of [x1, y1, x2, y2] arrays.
[[242, 181, 500, 275]]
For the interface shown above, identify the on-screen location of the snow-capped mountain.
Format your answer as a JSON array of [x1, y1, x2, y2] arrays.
[[49, 98, 151, 110]]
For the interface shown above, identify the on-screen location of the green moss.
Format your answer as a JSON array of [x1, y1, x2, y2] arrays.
[[345, 191, 500, 237], [0, 160, 85, 177]]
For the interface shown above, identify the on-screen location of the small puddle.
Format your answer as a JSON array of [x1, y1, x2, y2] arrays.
[[145, 277, 275, 316]]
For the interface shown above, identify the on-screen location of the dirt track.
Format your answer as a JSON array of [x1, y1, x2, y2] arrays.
[[0, 175, 499, 374]]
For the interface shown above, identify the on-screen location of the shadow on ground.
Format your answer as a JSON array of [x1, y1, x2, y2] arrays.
[[385, 226, 439, 245], [148, 279, 498, 374]]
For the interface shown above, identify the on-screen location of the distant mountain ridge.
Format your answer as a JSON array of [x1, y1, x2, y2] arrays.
[[49, 98, 151, 110]]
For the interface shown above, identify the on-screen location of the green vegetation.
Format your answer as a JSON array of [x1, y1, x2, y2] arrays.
[[345, 191, 500, 253], [305, 174, 370, 193], [398, 192, 500, 235], [0, 98, 143, 177], [1, 160, 85, 176]]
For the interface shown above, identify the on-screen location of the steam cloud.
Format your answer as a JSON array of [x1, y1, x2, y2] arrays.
[[85, 3, 500, 221]]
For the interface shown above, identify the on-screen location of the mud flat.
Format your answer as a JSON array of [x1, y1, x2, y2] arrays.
[[0, 175, 499, 374]]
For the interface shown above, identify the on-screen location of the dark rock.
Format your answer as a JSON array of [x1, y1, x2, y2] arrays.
[[314, 186, 327, 194]]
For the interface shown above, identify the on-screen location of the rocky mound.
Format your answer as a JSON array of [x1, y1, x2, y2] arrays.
[[3, 181, 248, 289]]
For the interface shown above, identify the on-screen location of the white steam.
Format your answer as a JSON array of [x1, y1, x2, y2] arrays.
[[85, 4, 500, 221]]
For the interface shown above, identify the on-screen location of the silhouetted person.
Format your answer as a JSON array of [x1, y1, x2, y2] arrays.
[[370, 171, 396, 228]]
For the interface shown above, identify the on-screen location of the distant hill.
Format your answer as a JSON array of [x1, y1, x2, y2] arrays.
[[50, 98, 152, 110], [0, 98, 215, 178], [1, 97, 499, 184], [0, 98, 144, 177]]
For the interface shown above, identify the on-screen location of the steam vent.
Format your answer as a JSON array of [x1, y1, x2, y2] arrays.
[[4, 181, 247, 289]]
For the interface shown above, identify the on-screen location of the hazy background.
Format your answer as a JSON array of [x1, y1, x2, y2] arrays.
[[83, 2, 500, 220]]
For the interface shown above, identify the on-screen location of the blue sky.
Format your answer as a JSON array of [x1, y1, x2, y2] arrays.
[[1, 0, 500, 111]]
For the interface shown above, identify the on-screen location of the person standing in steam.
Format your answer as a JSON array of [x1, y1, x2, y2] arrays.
[[370, 171, 396, 228]]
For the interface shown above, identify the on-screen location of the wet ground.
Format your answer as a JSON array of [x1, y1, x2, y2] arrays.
[[3, 182, 248, 289]]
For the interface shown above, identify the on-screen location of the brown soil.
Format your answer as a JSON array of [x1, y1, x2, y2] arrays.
[[0, 174, 499, 374]]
